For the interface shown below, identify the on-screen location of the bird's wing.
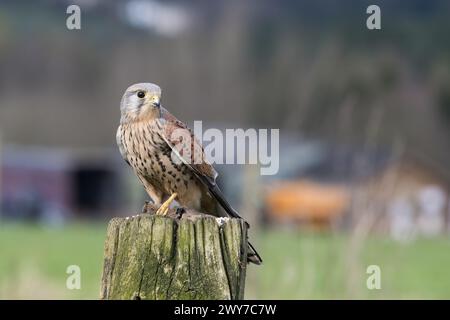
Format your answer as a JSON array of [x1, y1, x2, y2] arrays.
[[157, 107, 242, 220], [116, 125, 130, 166], [158, 107, 263, 265]]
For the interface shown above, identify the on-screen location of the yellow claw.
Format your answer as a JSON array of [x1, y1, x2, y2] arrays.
[[156, 193, 178, 216]]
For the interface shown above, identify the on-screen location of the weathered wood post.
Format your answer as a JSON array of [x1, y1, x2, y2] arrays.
[[100, 205, 248, 300]]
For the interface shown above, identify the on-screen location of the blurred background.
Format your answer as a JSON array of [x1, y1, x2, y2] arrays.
[[1, 0, 450, 299]]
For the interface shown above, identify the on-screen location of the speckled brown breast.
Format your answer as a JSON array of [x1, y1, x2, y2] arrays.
[[118, 119, 199, 198]]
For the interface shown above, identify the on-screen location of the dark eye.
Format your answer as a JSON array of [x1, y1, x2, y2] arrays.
[[137, 91, 146, 98]]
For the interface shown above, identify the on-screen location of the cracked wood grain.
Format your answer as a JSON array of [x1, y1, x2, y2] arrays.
[[100, 210, 248, 300]]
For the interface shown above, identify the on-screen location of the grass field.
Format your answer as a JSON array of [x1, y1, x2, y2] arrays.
[[1, 222, 450, 299]]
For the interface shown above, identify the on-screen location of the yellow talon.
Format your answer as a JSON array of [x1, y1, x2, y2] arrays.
[[156, 193, 178, 216]]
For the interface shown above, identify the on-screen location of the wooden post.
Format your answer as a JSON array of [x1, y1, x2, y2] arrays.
[[100, 206, 248, 300]]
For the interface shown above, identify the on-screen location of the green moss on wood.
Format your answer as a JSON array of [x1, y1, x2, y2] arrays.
[[100, 214, 247, 300]]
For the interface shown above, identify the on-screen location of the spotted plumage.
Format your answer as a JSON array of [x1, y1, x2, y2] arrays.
[[117, 83, 262, 265]]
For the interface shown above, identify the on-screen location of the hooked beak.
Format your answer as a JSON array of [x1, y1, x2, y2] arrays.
[[150, 95, 161, 107]]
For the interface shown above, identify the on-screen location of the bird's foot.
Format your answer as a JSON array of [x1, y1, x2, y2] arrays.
[[141, 200, 151, 214], [155, 204, 169, 216], [175, 207, 186, 219], [156, 193, 178, 216]]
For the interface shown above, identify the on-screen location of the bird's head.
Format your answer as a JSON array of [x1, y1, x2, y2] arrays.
[[120, 83, 162, 122]]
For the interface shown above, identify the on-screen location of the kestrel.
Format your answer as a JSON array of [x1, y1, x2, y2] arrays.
[[117, 83, 262, 265]]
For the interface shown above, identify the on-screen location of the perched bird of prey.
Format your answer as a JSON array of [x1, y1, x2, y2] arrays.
[[117, 83, 262, 265]]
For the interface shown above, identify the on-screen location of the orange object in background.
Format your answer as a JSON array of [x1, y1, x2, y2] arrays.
[[264, 180, 350, 225]]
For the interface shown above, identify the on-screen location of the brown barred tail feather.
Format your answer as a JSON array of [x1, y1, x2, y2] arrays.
[[207, 183, 263, 265]]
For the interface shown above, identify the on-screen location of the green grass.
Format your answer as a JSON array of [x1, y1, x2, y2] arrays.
[[1, 223, 450, 299], [0, 222, 105, 299], [253, 230, 450, 299]]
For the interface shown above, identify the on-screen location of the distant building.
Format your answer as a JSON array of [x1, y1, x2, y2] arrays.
[[240, 138, 450, 236], [0, 145, 126, 222], [361, 155, 450, 238]]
